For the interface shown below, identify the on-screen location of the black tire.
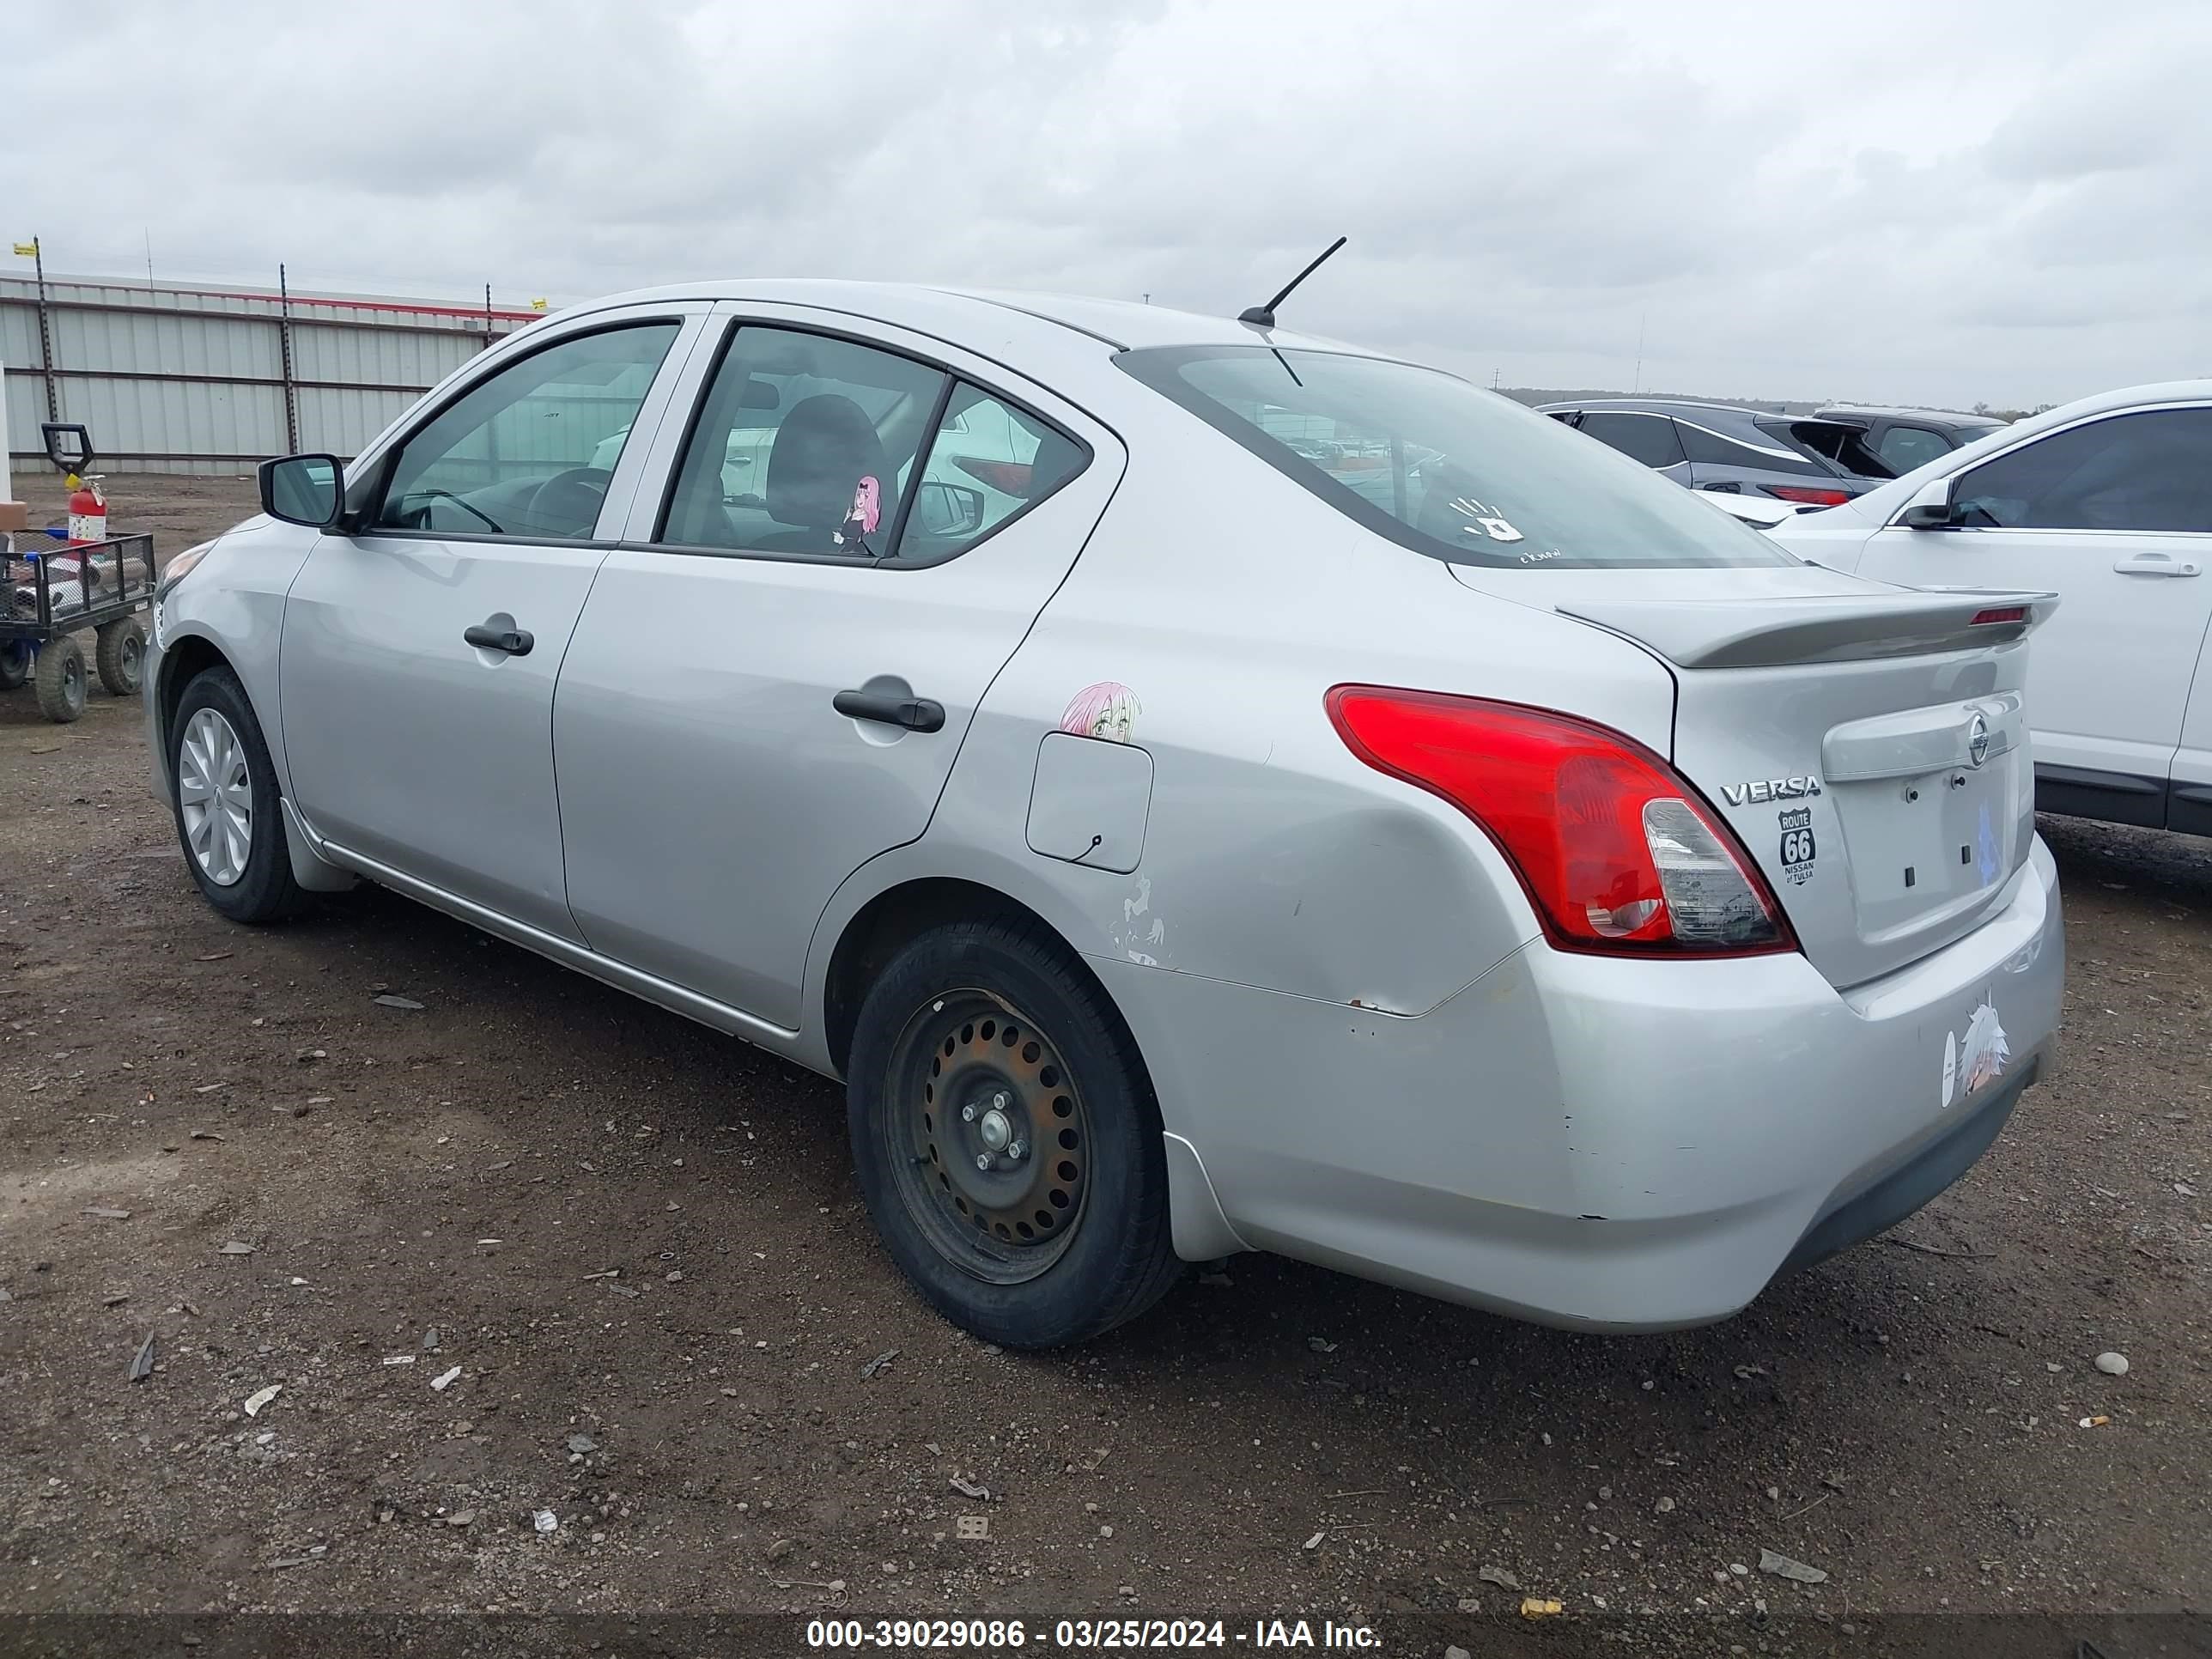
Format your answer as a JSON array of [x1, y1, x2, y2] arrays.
[[95, 617, 147, 696], [847, 915, 1182, 1348], [0, 641, 29, 690], [168, 665, 305, 924], [33, 633, 87, 722]]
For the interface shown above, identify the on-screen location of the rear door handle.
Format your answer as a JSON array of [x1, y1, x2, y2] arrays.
[[464, 621, 534, 655], [2113, 553, 2203, 577], [834, 688, 945, 732]]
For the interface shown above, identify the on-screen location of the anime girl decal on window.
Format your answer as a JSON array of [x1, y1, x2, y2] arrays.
[[1059, 681, 1140, 744], [836, 476, 882, 552]]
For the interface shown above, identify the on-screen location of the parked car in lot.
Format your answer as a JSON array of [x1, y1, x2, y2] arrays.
[[1537, 397, 1872, 507], [144, 283, 2063, 1346], [1796, 404, 2009, 479], [1767, 382, 2212, 835]]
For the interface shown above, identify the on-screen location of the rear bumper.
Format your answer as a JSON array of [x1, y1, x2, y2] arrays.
[[1778, 1053, 2035, 1275], [1100, 836, 2063, 1332]]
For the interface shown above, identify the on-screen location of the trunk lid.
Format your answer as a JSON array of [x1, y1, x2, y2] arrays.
[[1449, 562, 2056, 988]]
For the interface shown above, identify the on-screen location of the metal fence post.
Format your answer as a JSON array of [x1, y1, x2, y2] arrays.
[[277, 264, 301, 453], [31, 237, 58, 423]]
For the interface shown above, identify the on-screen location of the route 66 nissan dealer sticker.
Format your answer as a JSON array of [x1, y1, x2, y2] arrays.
[[1778, 807, 1816, 885]]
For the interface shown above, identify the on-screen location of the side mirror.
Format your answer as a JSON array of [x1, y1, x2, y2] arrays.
[[41, 422, 94, 473], [259, 453, 345, 528], [915, 481, 987, 539], [1898, 474, 1959, 530]]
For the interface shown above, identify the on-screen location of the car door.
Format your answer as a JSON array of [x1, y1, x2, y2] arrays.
[[552, 310, 1124, 1030], [1851, 404, 2212, 817], [280, 307, 709, 938], [1571, 410, 1692, 487]]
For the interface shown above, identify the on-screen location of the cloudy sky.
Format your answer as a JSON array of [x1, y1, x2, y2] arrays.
[[9, 0, 2208, 408]]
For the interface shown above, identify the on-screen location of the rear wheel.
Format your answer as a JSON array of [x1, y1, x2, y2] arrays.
[[33, 634, 87, 722], [95, 617, 146, 696], [170, 666, 305, 923], [847, 915, 1182, 1348], [0, 641, 29, 690]]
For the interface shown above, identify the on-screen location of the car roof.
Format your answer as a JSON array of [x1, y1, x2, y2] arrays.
[[540, 279, 1381, 380], [1533, 396, 1775, 424], [1812, 404, 2003, 430]]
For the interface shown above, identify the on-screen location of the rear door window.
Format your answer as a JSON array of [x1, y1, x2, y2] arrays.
[[659, 326, 946, 556], [1575, 412, 1685, 469], [1117, 346, 1791, 570], [1954, 409, 2212, 532]]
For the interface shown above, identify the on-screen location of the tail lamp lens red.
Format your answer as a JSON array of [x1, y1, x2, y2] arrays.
[[1763, 484, 1855, 507], [1325, 686, 1796, 956]]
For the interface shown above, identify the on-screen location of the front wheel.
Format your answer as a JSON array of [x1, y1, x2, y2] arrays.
[[847, 916, 1182, 1348], [170, 665, 305, 923]]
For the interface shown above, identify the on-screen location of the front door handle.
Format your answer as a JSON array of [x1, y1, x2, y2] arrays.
[[2113, 553, 2203, 578], [834, 688, 946, 732], [464, 621, 535, 655]]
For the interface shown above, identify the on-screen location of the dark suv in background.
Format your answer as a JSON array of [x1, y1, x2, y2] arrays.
[[1536, 398, 1871, 507], [1794, 404, 2008, 478], [1538, 398, 2010, 506]]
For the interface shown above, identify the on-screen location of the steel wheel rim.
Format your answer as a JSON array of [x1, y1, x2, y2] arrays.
[[178, 708, 252, 886], [119, 631, 143, 683], [885, 988, 1091, 1284]]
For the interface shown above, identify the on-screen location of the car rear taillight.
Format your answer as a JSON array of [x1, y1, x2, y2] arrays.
[[1762, 484, 1855, 507], [953, 457, 1035, 495], [1970, 605, 2028, 625], [1325, 687, 1797, 957]]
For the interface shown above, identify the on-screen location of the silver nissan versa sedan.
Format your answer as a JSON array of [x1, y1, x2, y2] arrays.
[[144, 282, 2064, 1347]]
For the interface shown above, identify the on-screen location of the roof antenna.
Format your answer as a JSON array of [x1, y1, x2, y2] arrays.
[[1238, 236, 1346, 330]]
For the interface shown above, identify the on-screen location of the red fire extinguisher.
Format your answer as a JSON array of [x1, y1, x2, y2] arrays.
[[65, 472, 107, 545]]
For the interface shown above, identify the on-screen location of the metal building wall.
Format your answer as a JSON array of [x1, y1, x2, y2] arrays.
[[0, 273, 538, 477]]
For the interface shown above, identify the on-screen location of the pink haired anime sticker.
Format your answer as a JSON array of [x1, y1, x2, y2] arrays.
[[1059, 681, 1140, 744], [836, 476, 883, 550]]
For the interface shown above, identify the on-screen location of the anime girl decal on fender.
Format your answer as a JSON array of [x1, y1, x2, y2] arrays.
[[1059, 682, 1140, 744]]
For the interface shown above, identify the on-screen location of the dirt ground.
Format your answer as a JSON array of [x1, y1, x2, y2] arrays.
[[2, 476, 2207, 1656]]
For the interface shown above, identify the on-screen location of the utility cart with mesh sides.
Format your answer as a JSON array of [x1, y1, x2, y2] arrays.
[[1, 531, 155, 721], [1, 422, 155, 723]]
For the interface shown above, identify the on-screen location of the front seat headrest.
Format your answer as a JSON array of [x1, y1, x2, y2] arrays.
[[766, 394, 890, 533]]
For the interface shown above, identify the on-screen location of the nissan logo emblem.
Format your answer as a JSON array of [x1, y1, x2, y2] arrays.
[[1966, 713, 1991, 769]]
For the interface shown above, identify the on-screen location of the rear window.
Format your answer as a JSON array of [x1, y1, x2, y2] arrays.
[[1117, 347, 1791, 570]]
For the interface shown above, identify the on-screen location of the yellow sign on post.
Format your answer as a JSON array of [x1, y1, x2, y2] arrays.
[[10, 241, 38, 258]]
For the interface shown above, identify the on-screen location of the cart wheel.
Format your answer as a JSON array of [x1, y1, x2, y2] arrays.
[[95, 617, 147, 696], [33, 634, 88, 723], [0, 641, 29, 691]]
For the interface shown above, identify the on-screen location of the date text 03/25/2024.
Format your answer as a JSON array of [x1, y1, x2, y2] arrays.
[[805, 1618, 1382, 1649]]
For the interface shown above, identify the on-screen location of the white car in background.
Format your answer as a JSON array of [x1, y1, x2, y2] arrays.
[[1767, 382, 2212, 835]]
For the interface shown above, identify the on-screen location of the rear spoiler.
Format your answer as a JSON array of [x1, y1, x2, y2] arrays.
[[1557, 588, 2058, 670]]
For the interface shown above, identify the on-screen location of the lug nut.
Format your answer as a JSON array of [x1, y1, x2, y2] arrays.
[[1007, 1139, 1027, 1161], [993, 1092, 1010, 1110], [962, 1103, 976, 1121], [975, 1152, 992, 1172]]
